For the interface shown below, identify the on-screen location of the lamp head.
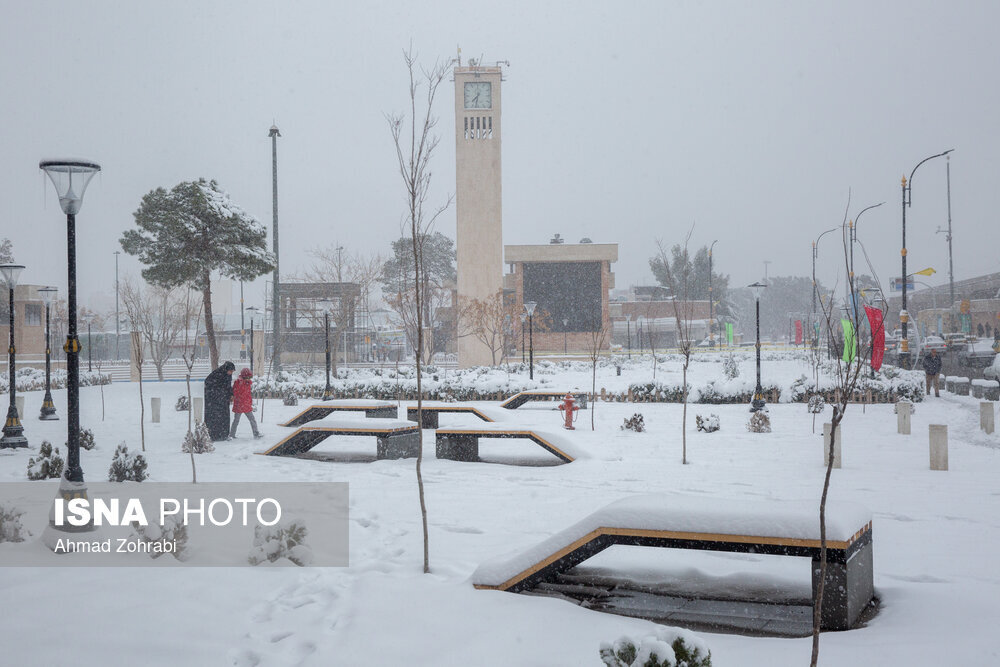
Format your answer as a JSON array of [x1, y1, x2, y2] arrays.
[[316, 298, 334, 315], [38, 286, 58, 306], [39, 160, 101, 215], [0, 264, 25, 289], [524, 301, 537, 316], [748, 281, 767, 301]]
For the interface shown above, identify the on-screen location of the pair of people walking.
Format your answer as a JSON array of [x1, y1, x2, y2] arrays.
[[204, 362, 262, 441]]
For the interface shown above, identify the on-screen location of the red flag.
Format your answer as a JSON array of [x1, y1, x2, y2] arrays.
[[794, 320, 803, 345], [865, 306, 885, 371]]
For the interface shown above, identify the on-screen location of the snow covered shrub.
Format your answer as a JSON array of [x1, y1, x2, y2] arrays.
[[108, 443, 148, 482], [600, 632, 712, 667], [248, 520, 312, 566], [746, 410, 772, 433], [282, 392, 299, 406], [0, 504, 27, 543], [175, 395, 190, 412], [722, 354, 740, 380], [695, 414, 720, 433], [27, 442, 64, 480], [621, 413, 646, 432], [807, 395, 825, 414], [78, 428, 96, 451], [132, 515, 188, 560], [181, 423, 214, 454]]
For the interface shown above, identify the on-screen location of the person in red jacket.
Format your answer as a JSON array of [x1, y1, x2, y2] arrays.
[[229, 368, 262, 439]]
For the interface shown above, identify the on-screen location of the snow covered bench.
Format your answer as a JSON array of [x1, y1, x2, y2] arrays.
[[435, 423, 585, 464], [261, 418, 420, 460], [971, 379, 1000, 401], [472, 494, 874, 631], [279, 400, 398, 427], [405, 402, 508, 429], [501, 390, 588, 410]]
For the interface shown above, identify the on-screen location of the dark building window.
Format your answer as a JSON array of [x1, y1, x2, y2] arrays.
[[522, 261, 602, 331], [24, 304, 42, 327]]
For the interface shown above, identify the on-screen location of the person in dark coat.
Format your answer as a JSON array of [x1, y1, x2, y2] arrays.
[[921, 349, 942, 397], [204, 361, 235, 441]]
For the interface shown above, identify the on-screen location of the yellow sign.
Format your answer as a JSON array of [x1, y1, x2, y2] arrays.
[[960, 299, 971, 314], [913, 267, 936, 277]]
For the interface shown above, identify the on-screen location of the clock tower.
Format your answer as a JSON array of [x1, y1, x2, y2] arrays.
[[454, 61, 504, 368]]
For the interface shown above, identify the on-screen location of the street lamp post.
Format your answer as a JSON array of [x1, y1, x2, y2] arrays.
[[524, 301, 537, 380], [520, 312, 526, 363], [936, 154, 956, 332], [709, 240, 718, 346], [812, 228, 837, 350], [847, 203, 884, 324], [749, 281, 767, 412], [39, 286, 59, 420], [0, 263, 28, 448], [245, 306, 260, 374], [625, 313, 632, 359], [317, 299, 334, 400], [900, 149, 953, 367], [114, 250, 120, 360], [562, 318, 568, 354], [40, 158, 101, 487]]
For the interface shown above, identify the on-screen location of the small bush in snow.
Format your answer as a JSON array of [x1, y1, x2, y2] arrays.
[[27, 441, 64, 480], [0, 504, 28, 543], [600, 632, 712, 667], [695, 414, 720, 433], [78, 428, 96, 451], [894, 399, 915, 415], [175, 395, 190, 412], [248, 520, 312, 567], [282, 392, 299, 406], [621, 413, 646, 432], [807, 395, 826, 414], [108, 443, 148, 482], [132, 515, 188, 560], [181, 423, 215, 454], [722, 354, 740, 380], [747, 410, 772, 433]]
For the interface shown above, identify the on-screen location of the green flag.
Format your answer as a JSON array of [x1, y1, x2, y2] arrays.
[[726, 322, 734, 345], [841, 318, 856, 363]]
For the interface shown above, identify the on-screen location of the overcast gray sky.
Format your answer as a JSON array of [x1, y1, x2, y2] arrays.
[[2, 0, 997, 311]]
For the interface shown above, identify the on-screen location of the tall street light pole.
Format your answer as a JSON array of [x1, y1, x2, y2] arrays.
[[562, 318, 568, 354], [39, 286, 59, 420], [525, 301, 536, 380], [936, 154, 955, 332], [847, 202, 884, 323], [900, 149, 953, 368], [0, 264, 27, 448], [114, 250, 120, 360], [625, 313, 632, 359], [749, 281, 767, 412], [39, 159, 101, 501], [269, 124, 282, 373], [709, 240, 718, 346], [520, 312, 526, 363], [318, 299, 334, 400], [812, 228, 837, 349], [246, 306, 259, 374]]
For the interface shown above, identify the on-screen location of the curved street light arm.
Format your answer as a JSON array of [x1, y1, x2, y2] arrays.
[[907, 149, 954, 206]]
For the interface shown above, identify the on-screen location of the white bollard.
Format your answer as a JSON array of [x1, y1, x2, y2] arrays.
[[193, 397, 204, 425], [929, 424, 948, 471], [15, 396, 25, 417], [897, 401, 911, 435], [151, 397, 161, 423], [981, 402, 995, 435], [822, 422, 842, 469]]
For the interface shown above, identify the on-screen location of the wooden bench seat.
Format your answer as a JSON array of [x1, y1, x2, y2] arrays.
[[280, 400, 398, 427], [405, 402, 507, 429], [435, 424, 583, 463], [261, 418, 419, 460], [501, 391, 588, 410], [472, 494, 874, 631]]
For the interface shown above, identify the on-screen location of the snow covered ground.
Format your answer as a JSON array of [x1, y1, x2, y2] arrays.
[[1, 355, 999, 665]]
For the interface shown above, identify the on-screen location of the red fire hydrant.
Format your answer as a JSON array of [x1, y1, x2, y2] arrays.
[[558, 393, 579, 430]]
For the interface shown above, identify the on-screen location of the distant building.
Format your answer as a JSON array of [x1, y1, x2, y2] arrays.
[[0, 285, 49, 370]]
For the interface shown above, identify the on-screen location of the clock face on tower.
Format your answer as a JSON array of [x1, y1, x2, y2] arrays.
[[464, 81, 492, 109]]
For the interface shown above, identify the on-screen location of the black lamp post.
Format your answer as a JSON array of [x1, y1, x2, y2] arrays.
[[318, 299, 334, 400], [39, 286, 59, 420], [246, 306, 260, 374], [749, 281, 767, 412], [1, 263, 28, 448], [900, 149, 953, 367], [562, 318, 569, 354], [525, 301, 536, 380], [40, 158, 101, 487], [625, 312, 632, 358], [520, 312, 526, 363]]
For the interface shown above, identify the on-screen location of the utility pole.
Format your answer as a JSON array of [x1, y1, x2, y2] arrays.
[[239, 280, 245, 360], [114, 250, 120, 360], [945, 155, 955, 331], [269, 124, 282, 372], [763, 260, 771, 284]]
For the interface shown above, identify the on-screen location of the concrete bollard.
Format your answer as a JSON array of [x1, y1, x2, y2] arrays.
[[981, 402, 995, 435], [151, 397, 161, 423], [929, 424, 948, 471], [822, 422, 842, 469], [897, 401, 911, 435], [193, 397, 204, 425], [15, 396, 24, 417]]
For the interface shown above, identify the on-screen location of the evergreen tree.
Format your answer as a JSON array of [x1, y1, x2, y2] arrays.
[[649, 244, 730, 316], [119, 178, 275, 369], [0, 238, 13, 263]]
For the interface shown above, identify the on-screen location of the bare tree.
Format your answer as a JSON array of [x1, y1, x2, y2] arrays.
[[460, 290, 519, 366], [386, 45, 453, 573], [655, 231, 696, 464], [810, 196, 888, 665], [179, 288, 204, 483], [121, 285, 147, 452], [586, 319, 610, 431], [119, 277, 185, 381]]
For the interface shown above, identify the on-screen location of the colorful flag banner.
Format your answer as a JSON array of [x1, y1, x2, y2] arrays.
[[726, 322, 734, 345], [865, 306, 885, 371], [794, 320, 803, 345], [841, 318, 856, 364]]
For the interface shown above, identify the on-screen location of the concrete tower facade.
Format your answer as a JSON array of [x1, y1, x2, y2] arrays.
[[454, 63, 503, 368]]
